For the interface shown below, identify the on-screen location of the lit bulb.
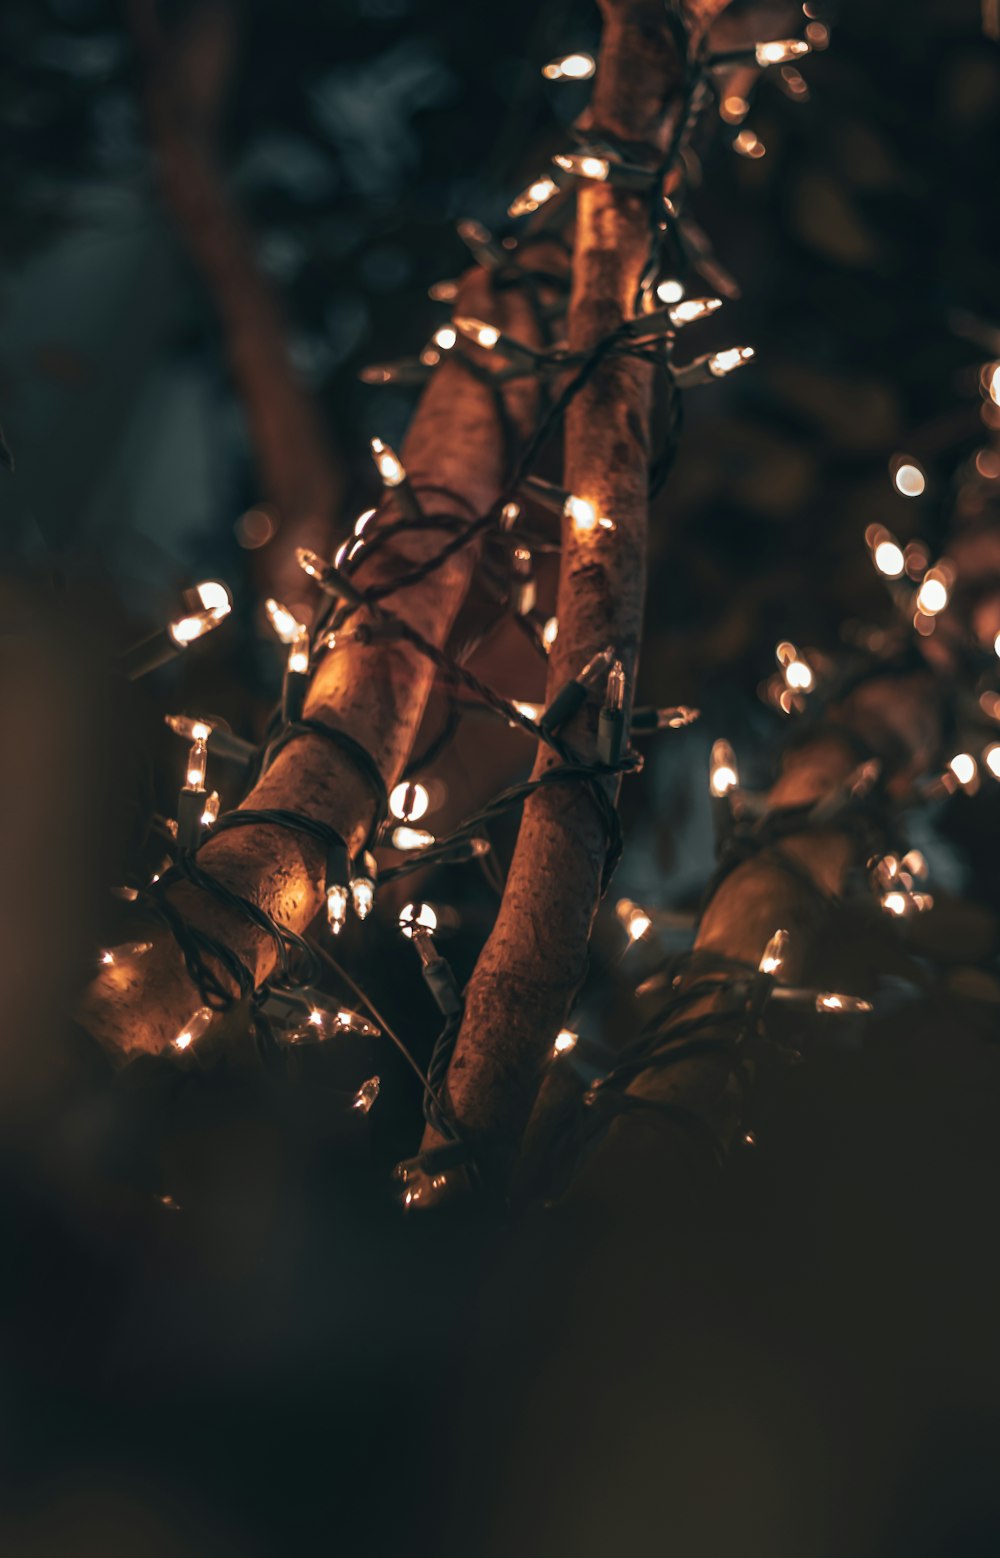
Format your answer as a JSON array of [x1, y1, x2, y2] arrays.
[[669, 296, 722, 326], [616, 899, 652, 941], [173, 1006, 212, 1051], [194, 580, 232, 615], [370, 437, 406, 486], [326, 882, 348, 935], [915, 569, 950, 616], [988, 363, 1000, 406], [949, 752, 978, 788], [264, 598, 305, 644], [985, 743, 1000, 780], [399, 902, 438, 937], [815, 992, 872, 1014], [553, 1028, 578, 1054], [392, 825, 435, 851], [297, 548, 327, 581], [389, 781, 430, 821], [733, 128, 766, 159], [509, 176, 559, 218], [542, 52, 595, 80], [873, 538, 905, 578], [754, 38, 810, 65], [165, 714, 213, 742], [759, 928, 789, 975], [709, 346, 755, 376], [710, 738, 739, 796], [353, 1076, 380, 1113], [185, 738, 208, 791], [200, 791, 220, 828], [542, 616, 559, 650], [432, 325, 457, 351], [286, 625, 310, 676], [882, 891, 909, 917], [99, 941, 152, 967], [656, 279, 684, 304], [168, 606, 230, 647], [892, 459, 926, 497], [351, 877, 375, 919], [900, 849, 928, 879], [564, 493, 598, 532], [553, 152, 611, 181], [454, 316, 501, 350], [776, 641, 814, 692]]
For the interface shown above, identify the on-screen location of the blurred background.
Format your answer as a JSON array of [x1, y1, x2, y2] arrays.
[[2, 0, 1000, 1553]]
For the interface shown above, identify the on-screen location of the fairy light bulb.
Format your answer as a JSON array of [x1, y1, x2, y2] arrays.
[[168, 605, 229, 647], [432, 325, 457, 351], [669, 297, 722, 326], [710, 738, 739, 796], [564, 494, 598, 533], [509, 176, 560, 218], [370, 437, 406, 486], [759, 928, 789, 975], [297, 548, 327, 581], [776, 641, 814, 692], [984, 743, 1000, 780], [616, 899, 651, 941], [733, 128, 766, 159], [754, 38, 810, 65], [353, 1076, 380, 1113], [553, 152, 611, 181], [873, 538, 905, 578], [709, 346, 754, 376], [542, 616, 559, 650], [915, 568, 950, 616], [166, 715, 213, 742], [194, 580, 232, 615], [900, 849, 928, 879], [389, 781, 429, 822], [815, 992, 873, 1015], [392, 825, 435, 851], [882, 891, 909, 917], [262, 598, 302, 645], [454, 316, 501, 350], [326, 882, 348, 935], [949, 752, 978, 789], [354, 508, 377, 538], [286, 625, 310, 676], [399, 902, 438, 937], [173, 1006, 212, 1051], [988, 363, 1000, 406], [892, 459, 926, 497], [542, 52, 595, 80], [99, 941, 152, 967], [656, 279, 684, 304], [200, 791, 220, 828], [351, 877, 375, 919], [553, 1028, 579, 1054], [185, 738, 208, 791]]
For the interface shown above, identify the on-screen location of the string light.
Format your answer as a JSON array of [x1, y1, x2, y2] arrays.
[[350, 851, 377, 919], [539, 646, 616, 733], [656, 279, 685, 304], [123, 597, 231, 679], [733, 129, 766, 159], [984, 743, 1000, 780], [915, 565, 952, 617], [392, 825, 436, 851], [949, 752, 979, 791], [326, 881, 349, 936], [597, 659, 628, 764], [755, 38, 810, 65], [892, 457, 926, 497], [399, 903, 438, 937], [542, 52, 595, 80], [352, 1077, 380, 1113], [814, 992, 872, 1014], [173, 1006, 212, 1052], [193, 580, 233, 615], [709, 739, 739, 797], [200, 792, 220, 828], [264, 598, 304, 644], [453, 315, 539, 370], [672, 346, 755, 387], [508, 176, 560, 219], [99, 941, 152, 967], [389, 781, 430, 822], [170, 604, 230, 646], [552, 151, 611, 182], [553, 1028, 579, 1054], [164, 715, 255, 765], [758, 928, 789, 975], [776, 640, 814, 692], [866, 526, 906, 578], [615, 899, 651, 941], [542, 616, 559, 651]]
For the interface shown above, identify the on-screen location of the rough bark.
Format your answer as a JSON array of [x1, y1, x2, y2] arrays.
[[421, 0, 731, 1176], [127, 0, 341, 613], [80, 253, 558, 1057]]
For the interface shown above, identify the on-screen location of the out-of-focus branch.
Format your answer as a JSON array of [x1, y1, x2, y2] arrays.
[[126, 0, 341, 613]]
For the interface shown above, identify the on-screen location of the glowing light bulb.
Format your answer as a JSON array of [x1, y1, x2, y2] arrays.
[[392, 826, 435, 851], [900, 849, 928, 879], [733, 128, 766, 159], [508, 176, 559, 218], [173, 1006, 212, 1051], [265, 597, 304, 645], [987, 363, 1000, 405], [985, 743, 1000, 780], [892, 459, 925, 497], [669, 297, 722, 326], [721, 94, 749, 123], [351, 877, 375, 919], [512, 700, 543, 721], [297, 548, 327, 581], [542, 616, 559, 651], [389, 781, 430, 821], [710, 738, 739, 796], [776, 640, 814, 692], [166, 714, 213, 742], [759, 928, 789, 975], [194, 580, 232, 615], [563, 493, 598, 533], [873, 538, 905, 578], [353, 1076, 380, 1113], [553, 1028, 578, 1054], [354, 508, 376, 537], [553, 152, 611, 181], [286, 625, 310, 676], [815, 992, 872, 1014], [709, 346, 755, 376], [616, 899, 652, 941], [99, 941, 152, 967], [949, 752, 978, 789], [370, 437, 406, 486], [200, 791, 220, 828], [915, 569, 950, 616], [656, 279, 684, 304], [455, 317, 501, 351], [755, 38, 810, 65], [185, 738, 208, 791], [542, 52, 595, 80], [168, 606, 230, 647], [882, 891, 908, 917], [399, 902, 438, 937], [432, 325, 457, 351], [326, 882, 348, 935]]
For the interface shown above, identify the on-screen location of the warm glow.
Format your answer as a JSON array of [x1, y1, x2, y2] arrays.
[[710, 738, 739, 796], [915, 571, 949, 616], [353, 1077, 380, 1113], [949, 752, 977, 787], [173, 1006, 212, 1052], [882, 891, 908, 917], [326, 882, 348, 935], [194, 580, 232, 615], [553, 1028, 578, 1054], [99, 941, 152, 967], [984, 743, 1000, 780], [509, 177, 559, 218], [169, 605, 230, 647], [755, 38, 810, 66], [554, 152, 610, 181], [432, 325, 457, 350], [200, 792, 220, 828], [669, 297, 722, 326], [721, 94, 749, 123], [392, 825, 435, 851], [297, 548, 326, 580], [286, 627, 310, 676], [816, 992, 872, 1014], [656, 279, 685, 304], [893, 460, 926, 497], [185, 738, 208, 791], [733, 129, 766, 159], [617, 899, 652, 941], [542, 52, 595, 80], [351, 878, 375, 919], [389, 781, 430, 821], [512, 700, 544, 720], [542, 616, 559, 650], [265, 597, 304, 645], [873, 539, 905, 578], [564, 493, 598, 533], [399, 902, 438, 937], [709, 346, 755, 376], [455, 316, 501, 350], [166, 714, 213, 742], [758, 928, 789, 975], [371, 437, 405, 486], [777, 641, 814, 692], [987, 363, 1000, 406]]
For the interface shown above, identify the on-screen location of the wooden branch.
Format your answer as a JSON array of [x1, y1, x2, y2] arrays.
[[80, 252, 560, 1057], [420, 0, 731, 1181], [127, 0, 341, 614]]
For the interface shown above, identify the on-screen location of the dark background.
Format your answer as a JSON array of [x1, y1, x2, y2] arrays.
[[2, 0, 1000, 1553]]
